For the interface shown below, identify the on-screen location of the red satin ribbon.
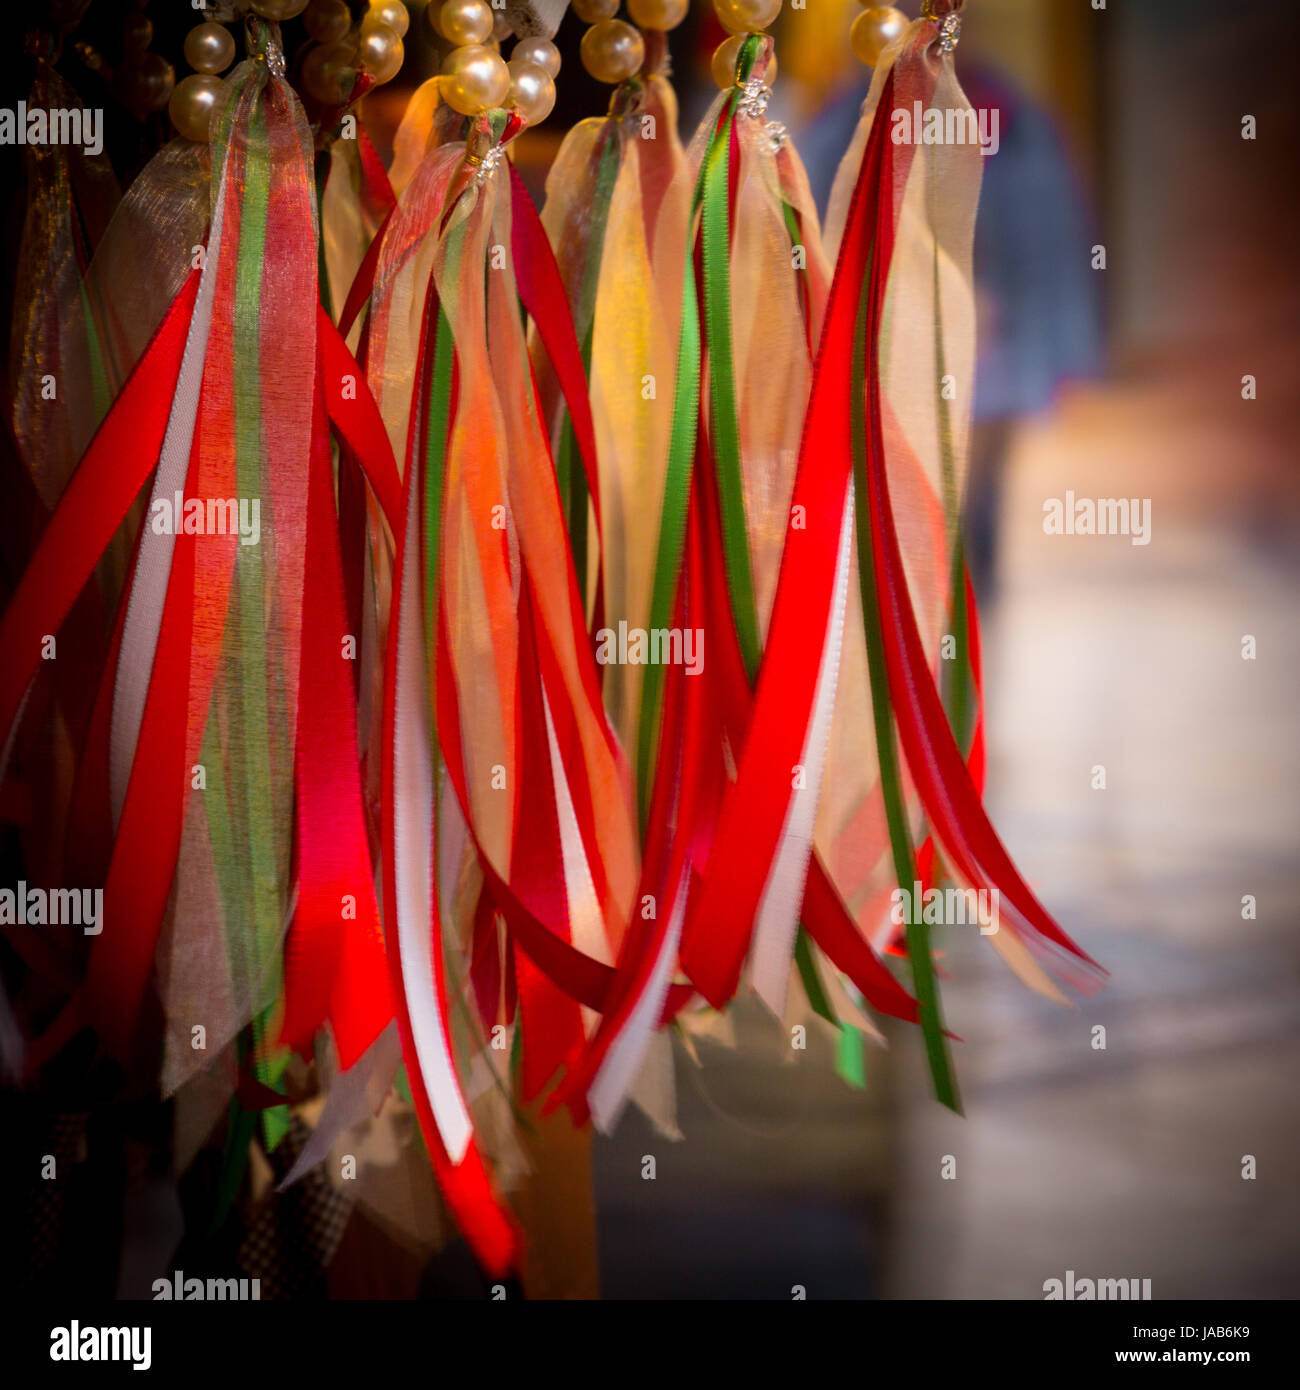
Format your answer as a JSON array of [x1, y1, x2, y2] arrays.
[[279, 377, 392, 1069], [357, 124, 396, 218], [337, 205, 395, 345], [317, 307, 403, 532], [509, 580, 587, 1101], [0, 275, 200, 1062], [508, 163, 603, 538], [0, 273, 199, 763], [914, 563, 985, 903]]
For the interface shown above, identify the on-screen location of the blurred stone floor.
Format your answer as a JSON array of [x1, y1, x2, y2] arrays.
[[886, 360, 1300, 1299], [591, 359, 1300, 1299]]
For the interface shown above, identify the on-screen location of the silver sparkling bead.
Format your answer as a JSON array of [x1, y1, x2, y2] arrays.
[[473, 144, 505, 185], [737, 77, 771, 120], [763, 121, 788, 154]]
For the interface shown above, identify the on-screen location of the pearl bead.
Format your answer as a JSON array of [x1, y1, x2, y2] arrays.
[[304, 0, 351, 44], [122, 12, 152, 54], [713, 0, 782, 36], [250, 0, 309, 20], [507, 58, 556, 126], [123, 51, 175, 115], [849, 6, 908, 66], [628, 0, 688, 30], [438, 0, 494, 46], [512, 37, 561, 78], [184, 22, 235, 76], [365, 1, 409, 39], [580, 19, 644, 85], [711, 36, 740, 89], [572, 0, 618, 21], [440, 44, 510, 116], [168, 72, 222, 142], [303, 40, 358, 104], [357, 22, 404, 83], [710, 33, 776, 89]]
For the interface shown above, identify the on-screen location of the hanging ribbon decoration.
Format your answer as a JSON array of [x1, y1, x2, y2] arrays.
[[360, 91, 662, 1270], [679, 11, 1105, 1112], [0, 19, 393, 1099], [550, 33, 923, 1133], [0, 0, 1109, 1276]]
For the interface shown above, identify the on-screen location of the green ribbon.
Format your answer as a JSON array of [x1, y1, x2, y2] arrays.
[[636, 37, 767, 822], [196, 74, 293, 1153], [940, 537, 975, 756], [555, 327, 592, 607], [851, 259, 960, 1113], [835, 1023, 867, 1090], [794, 927, 838, 1027], [422, 299, 454, 644], [235, 98, 292, 1149], [200, 725, 260, 1232], [634, 155, 705, 826], [700, 40, 764, 682]]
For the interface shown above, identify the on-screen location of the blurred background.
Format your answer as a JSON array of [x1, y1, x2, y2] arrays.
[[2, 0, 1297, 1300]]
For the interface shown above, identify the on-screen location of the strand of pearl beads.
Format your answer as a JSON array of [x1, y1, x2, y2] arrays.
[[709, 0, 781, 90], [434, 1, 515, 119], [170, 11, 236, 142], [576, 0, 645, 87]]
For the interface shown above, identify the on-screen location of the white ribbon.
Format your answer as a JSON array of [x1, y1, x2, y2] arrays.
[[108, 163, 229, 827], [749, 477, 856, 1014], [391, 461, 473, 1164]]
